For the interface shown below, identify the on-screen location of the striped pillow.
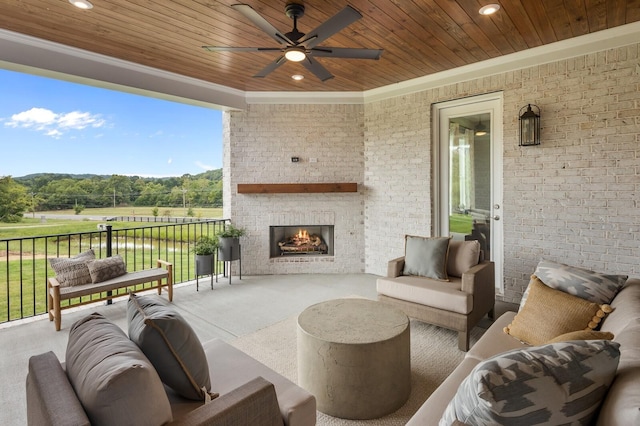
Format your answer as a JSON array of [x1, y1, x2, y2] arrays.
[[49, 249, 95, 287]]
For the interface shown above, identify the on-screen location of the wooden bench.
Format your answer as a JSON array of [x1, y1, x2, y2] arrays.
[[48, 259, 173, 331]]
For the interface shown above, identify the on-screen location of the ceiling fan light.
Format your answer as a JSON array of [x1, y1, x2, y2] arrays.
[[285, 48, 306, 62], [479, 4, 500, 15], [69, 0, 93, 9]]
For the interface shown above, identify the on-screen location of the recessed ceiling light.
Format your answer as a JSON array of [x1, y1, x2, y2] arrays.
[[479, 4, 500, 15], [69, 0, 93, 10], [291, 74, 304, 81]]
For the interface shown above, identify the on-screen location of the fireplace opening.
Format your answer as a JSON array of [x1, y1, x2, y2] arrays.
[[269, 225, 334, 258]]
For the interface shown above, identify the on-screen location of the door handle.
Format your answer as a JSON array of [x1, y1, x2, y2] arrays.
[[492, 215, 500, 221]]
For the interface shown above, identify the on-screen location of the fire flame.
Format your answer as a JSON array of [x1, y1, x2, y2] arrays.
[[296, 229, 310, 241]]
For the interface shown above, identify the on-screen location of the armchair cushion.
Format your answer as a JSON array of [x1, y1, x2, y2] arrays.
[[403, 235, 450, 280], [447, 240, 481, 278]]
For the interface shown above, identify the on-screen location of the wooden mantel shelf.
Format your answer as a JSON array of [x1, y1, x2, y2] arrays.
[[237, 183, 357, 194]]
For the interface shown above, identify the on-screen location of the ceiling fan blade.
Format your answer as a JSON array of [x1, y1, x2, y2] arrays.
[[302, 6, 362, 49], [231, 4, 293, 45], [202, 46, 282, 53], [310, 47, 383, 60], [302, 57, 334, 82], [253, 56, 287, 78]]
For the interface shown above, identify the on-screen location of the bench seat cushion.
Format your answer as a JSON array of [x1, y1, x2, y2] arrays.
[[377, 275, 471, 315], [56, 268, 168, 299]]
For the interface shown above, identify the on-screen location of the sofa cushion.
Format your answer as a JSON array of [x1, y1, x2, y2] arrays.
[[127, 293, 212, 401], [441, 340, 621, 426], [65, 312, 172, 425], [520, 260, 627, 309], [447, 240, 480, 278], [600, 279, 640, 336], [596, 318, 640, 426], [86, 254, 126, 283], [48, 249, 95, 287], [505, 275, 612, 345], [403, 235, 450, 280]]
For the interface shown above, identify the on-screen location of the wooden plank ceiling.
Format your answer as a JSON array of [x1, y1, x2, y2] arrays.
[[0, 0, 638, 92]]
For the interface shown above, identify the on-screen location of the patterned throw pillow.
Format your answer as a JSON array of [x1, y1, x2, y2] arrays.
[[403, 235, 450, 280], [440, 340, 621, 426], [520, 260, 627, 310], [48, 249, 95, 287], [505, 276, 612, 345], [86, 255, 126, 283], [127, 293, 213, 401]]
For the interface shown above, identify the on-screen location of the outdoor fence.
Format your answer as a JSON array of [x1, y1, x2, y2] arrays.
[[0, 219, 228, 324]]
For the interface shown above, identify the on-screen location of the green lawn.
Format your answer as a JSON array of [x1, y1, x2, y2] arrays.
[[0, 209, 225, 323], [449, 214, 473, 234]]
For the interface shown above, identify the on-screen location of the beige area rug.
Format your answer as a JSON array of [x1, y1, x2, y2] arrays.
[[231, 308, 486, 425]]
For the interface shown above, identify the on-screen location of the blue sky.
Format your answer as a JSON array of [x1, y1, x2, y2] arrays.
[[0, 69, 223, 178]]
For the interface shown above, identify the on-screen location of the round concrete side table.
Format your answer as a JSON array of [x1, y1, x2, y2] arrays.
[[297, 298, 411, 420]]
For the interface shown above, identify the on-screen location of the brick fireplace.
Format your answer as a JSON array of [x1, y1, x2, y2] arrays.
[[223, 104, 365, 275]]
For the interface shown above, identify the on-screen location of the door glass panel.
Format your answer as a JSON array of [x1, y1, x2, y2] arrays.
[[448, 114, 491, 258]]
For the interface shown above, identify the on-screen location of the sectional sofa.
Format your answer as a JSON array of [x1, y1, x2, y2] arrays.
[[26, 293, 316, 426], [407, 269, 640, 425]]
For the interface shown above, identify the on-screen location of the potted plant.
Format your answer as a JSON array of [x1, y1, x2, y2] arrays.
[[217, 224, 245, 262], [194, 235, 217, 276]]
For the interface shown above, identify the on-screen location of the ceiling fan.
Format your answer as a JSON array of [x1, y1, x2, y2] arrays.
[[202, 2, 383, 82]]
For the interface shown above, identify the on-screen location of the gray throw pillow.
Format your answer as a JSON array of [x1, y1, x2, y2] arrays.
[[127, 293, 212, 401], [520, 259, 627, 310], [86, 254, 127, 283], [440, 340, 620, 426], [48, 249, 95, 287], [65, 312, 172, 425], [403, 235, 450, 280]]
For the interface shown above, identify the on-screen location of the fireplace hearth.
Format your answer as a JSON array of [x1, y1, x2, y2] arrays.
[[269, 225, 334, 258]]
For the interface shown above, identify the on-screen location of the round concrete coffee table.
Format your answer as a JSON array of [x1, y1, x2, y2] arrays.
[[297, 298, 410, 419]]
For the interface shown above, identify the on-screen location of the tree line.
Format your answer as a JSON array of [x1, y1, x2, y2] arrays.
[[0, 170, 223, 222]]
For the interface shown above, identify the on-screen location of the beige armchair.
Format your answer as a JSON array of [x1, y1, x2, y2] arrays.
[[377, 238, 495, 351]]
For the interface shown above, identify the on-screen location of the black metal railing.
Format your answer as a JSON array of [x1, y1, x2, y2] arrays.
[[0, 219, 228, 324]]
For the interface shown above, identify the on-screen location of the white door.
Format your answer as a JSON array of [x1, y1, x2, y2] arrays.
[[433, 93, 503, 292]]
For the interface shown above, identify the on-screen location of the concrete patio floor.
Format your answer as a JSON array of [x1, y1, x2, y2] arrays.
[[0, 273, 515, 425]]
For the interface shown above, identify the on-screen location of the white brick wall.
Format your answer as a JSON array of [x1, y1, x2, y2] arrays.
[[225, 43, 640, 303], [224, 104, 365, 274], [365, 43, 640, 303]]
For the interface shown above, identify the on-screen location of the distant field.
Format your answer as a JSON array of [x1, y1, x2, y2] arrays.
[[0, 207, 224, 239], [32, 206, 223, 218]]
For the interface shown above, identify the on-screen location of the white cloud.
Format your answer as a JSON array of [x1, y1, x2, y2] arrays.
[[4, 107, 106, 138], [167, 158, 173, 164], [195, 160, 214, 171]]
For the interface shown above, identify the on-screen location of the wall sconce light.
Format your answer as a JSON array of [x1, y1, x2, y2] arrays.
[[519, 104, 541, 146]]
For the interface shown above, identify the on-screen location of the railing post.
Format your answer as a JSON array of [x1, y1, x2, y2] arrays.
[[106, 225, 113, 304], [106, 225, 113, 257]]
